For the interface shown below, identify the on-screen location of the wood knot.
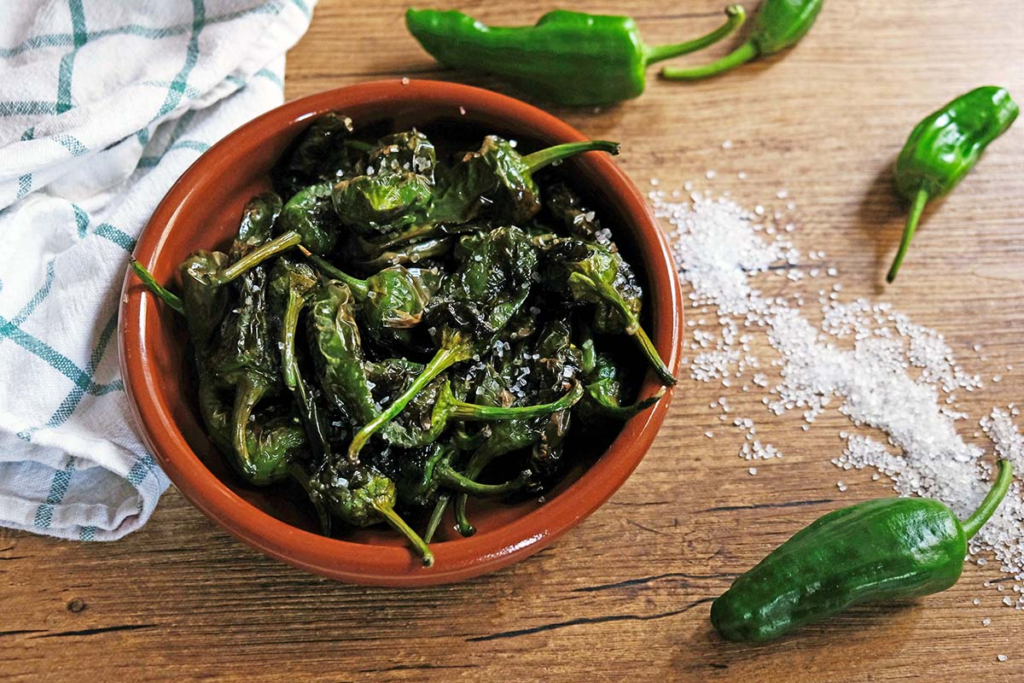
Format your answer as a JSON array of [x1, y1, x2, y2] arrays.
[[66, 598, 87, 613]]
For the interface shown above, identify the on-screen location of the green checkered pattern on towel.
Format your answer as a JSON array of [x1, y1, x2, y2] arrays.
[[0, 0, 315, 541]]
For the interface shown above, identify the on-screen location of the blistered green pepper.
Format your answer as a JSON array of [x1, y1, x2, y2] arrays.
[[347, 226, 539, 460], [711, 460, 1014, 642], [433, 137, 620, 225], [578, 328, 664, 421], [294, 459, 435, 566], [406, 6, 747, 105], [662, 0, 823, 80], [886, 86, 1018, 283], [384, 376, 582, 449], [274, 113, 367, 196], [268, 258, 331, 460], [332, 132, 437, 236], [303, 249, 440, 347], [540, 238, 675, 385], [307, 281, 380, 426]]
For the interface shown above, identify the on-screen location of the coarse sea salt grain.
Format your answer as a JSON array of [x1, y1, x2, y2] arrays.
[[654, 182, 1024, 604]]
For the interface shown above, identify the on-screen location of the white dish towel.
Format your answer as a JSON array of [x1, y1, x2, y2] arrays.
[[0, 0, 316, 541]]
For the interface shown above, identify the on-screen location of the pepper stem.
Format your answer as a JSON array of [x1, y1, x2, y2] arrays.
[[348, 331, 474, 461], [962, 460, 1013, 540], [447, 381, 584, 421], [231, 376, 268, 479], [454, 494, 476, 537], [522, 140, 620, 173], [436, 465, 532, 497], [214, 230, 302, 285], [371, 499, 435, 567], [280, 289, 305, 389], [572, 273, 676, 385], [424, 492, 451, 543], [886, 188, 929, 284], [643, 5, 747, 65], [589, 384, 666, 419], [301, 248, 370, 298], [660, 40, 758, 80], [130, 259, 185, 315]]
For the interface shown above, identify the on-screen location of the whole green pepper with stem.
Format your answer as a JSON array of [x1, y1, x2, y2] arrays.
[[307, 281, 381, 426], [578, 326, 665, 421], [208, 182, 342, 288], [268, 258, 332, 462], [293, 459, 435, 566], [406, 6, 747, 105], [347, 226, 539, 460], [539, 237, 675, 385], [301, 246, 440, 347], [711, 460, 1014, 642], [432, 137, 620, 226], [886, 86, 1018, 283], [662, 0, 823, 81]]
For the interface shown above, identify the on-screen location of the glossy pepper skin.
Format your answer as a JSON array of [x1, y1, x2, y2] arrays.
[[886, 86, 1018, 283], [539, 237, 675, 385], [433, 137, 620, 227], [662, 0, 823, 81], [711, 460, 1014, 642], [346, 226, 540, 460], [406, 7, 746, 106], [333, 131, 436, 236]]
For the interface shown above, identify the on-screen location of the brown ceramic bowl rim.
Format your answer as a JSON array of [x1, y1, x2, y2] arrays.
[[120, 80, 683, 586]]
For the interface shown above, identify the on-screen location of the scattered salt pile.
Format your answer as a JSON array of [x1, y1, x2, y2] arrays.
[[652, 184, 1024, 607]]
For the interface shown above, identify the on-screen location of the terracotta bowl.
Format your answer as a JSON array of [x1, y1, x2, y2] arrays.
[[119, 80, 683, 586]]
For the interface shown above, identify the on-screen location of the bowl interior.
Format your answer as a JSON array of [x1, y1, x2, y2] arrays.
[[126, 81, 680, 583]]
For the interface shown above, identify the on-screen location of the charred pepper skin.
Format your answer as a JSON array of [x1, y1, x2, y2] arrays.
[[406, 6, 746, 105], [886, 86, 1018, 283], [711, 460, 1014, 642]]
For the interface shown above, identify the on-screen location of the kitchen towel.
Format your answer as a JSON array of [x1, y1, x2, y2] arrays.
[[0, 0, 315, 541]]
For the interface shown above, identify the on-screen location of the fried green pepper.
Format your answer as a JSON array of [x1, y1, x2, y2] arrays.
[[540, 238, 675, 385], [578, 327, 664, 421], [347, 226, 539, 460], [275, 112, 367, 196], [294, 458, 435, 566], [375, 443, 532, 509], [332, 131, 437, 236], [268, 258, 332, 461], [302, 248, 441, 347], [432, 137, 620, 225], [307, 281, 380, 426]]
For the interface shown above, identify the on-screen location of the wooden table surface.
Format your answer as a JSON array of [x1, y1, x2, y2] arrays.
[[4, 1, 1024, 680]]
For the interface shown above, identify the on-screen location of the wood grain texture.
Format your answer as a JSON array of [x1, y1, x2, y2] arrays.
[[3, 1, 1024, 680]]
